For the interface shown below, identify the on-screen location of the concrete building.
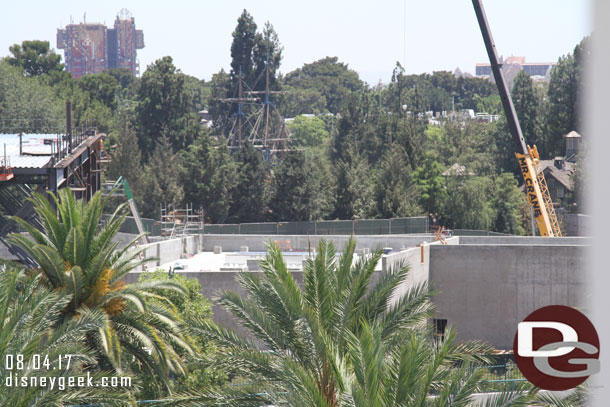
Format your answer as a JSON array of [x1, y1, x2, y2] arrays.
[[124, 233, 588, 351], [476, 56, 556, 77], [476, 56, 556, 89], [57, 9, 144, 78]]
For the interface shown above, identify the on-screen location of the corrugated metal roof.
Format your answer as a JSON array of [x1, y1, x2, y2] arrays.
[[0, 133, 61, 168], [9, 156, 53, 168]]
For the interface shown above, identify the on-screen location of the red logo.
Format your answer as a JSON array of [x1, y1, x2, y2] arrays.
[[513, 305, 600, 390]]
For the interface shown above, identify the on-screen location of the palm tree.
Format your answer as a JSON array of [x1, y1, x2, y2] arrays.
[[7, 189, 192, 391], [0, 267, 133, 406], [533, 386, 587, 407], [185, 238, 534, 406]]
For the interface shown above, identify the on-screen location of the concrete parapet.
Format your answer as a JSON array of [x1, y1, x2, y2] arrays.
[[131, 235, 200, 270], [201, 234, 435, 253], [457, 235, 591, 246]]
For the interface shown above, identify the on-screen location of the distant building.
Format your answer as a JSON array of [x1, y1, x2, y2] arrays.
[[57, 9, 144, 78], [475, 56, 556, 88]]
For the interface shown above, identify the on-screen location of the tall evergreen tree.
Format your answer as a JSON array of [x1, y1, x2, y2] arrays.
[[413, 151, 447, 217], [107, 117, 142, 184], [252, 22, 283, 91], [136, 56, 196, 155], [228, 143, 268, 223], [179, 133, 237, 223], [230, 10, 258, 87], [212, 11, 283, 138], [545, 37, 588, 157], [207, 69, 233, 135], [373, 145, 422, 218], [512, 71, 542, 151], [136, 136, 185, 218], [269, 151, 334, 221], [492, 173, 528, 235], [333, 145, 374, 219]]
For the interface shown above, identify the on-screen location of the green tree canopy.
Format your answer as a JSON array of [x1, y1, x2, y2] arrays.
[[7, 40, 63, 76], [287, 115, 329, 147], [512, 71, 543, 150], [373, 145, 422, 218], [441, 176, 495, 231], [137, 135, 185, 218], [278, 86, 327, 117], [228, 142, 269, 223], [545, 37, 588, 157], [107, 67, 136, 89], [77, 72, 119, 111], [252, 21, 283, 91], [184, 74, 211, 113], [284, 57, 363, 114], [0, 61, 64, 132], [269, 150, 334, 221], [107, 116, 142, 185], [136, 56, 196, 154], [230, 10, 258, 86], [413, 150, 447, 216], [333, 145, 375, 219], [492, 173, 528, 235], [179, 133, 237, 223]]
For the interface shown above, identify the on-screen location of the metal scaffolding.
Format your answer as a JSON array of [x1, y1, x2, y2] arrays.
[[160, 203, 204, 239]]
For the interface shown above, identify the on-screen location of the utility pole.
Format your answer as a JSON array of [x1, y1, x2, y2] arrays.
[[264, 52, 270, 149], [238, 65, 243, 147], [66, 99, 72, 155]]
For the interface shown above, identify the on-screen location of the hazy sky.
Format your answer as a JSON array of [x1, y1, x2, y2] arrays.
[[1, 1, 592, 84]]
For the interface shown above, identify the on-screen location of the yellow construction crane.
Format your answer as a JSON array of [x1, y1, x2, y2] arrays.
[[472, 0, 562, 237]]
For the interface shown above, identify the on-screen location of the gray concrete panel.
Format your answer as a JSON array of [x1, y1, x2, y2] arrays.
[[429, 245, 587, 349]]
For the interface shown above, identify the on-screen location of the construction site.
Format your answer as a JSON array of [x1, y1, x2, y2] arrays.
[[0, 117, 105, 264], [0, 0, 591, 381], [110, 223, 586, 351], [0, 132, 587, 352]]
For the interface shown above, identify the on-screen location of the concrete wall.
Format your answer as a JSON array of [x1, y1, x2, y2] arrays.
[[125, 270, 301, 338], [125, 246, 421, 336], [134, 235, 201, 270], [566, 214, 591, 237], [201, 234, 435, 252], [457, 236, 591, 246], [429, 244, 587, 349], [381, 244, 431, 305]]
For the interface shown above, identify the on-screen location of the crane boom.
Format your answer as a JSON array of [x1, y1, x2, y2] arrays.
[[472, 0, 562, 237]]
